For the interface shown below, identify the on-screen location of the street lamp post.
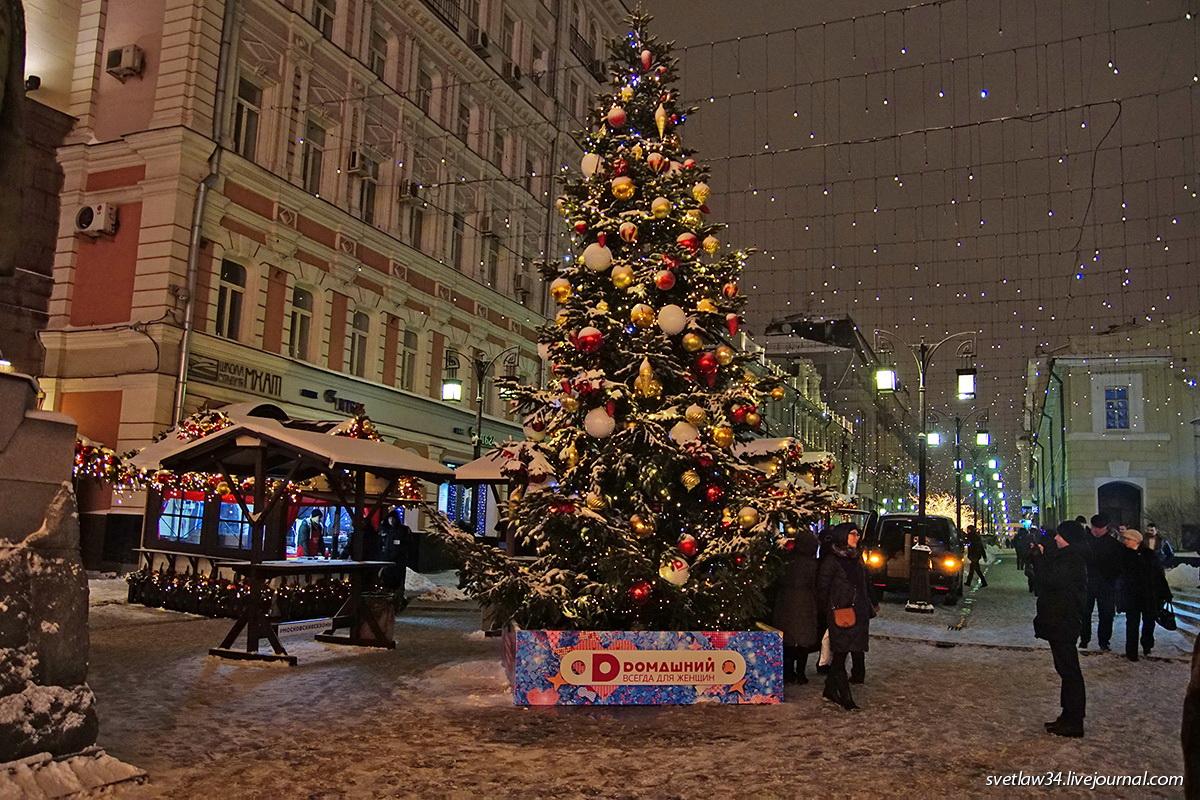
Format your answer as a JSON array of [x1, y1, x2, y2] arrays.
[[442, 345, 521, 535], [875, 330, 976, 614], [953, 409, 989, 531]]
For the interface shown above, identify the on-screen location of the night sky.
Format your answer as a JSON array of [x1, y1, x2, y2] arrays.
[[639, 0, 1200, 501]]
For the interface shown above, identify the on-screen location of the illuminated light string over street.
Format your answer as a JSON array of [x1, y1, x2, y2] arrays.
[[643, 0, 1200, 508]]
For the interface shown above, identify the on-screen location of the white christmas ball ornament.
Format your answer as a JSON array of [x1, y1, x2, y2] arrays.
[[581, 153, 601, 177], [669, 421, 699, 443], [584, 406, 616, 439], [582, 242, 613, 272], [524, 424, 547, 442], [657, 304, 688, 335], [659, 557, 690, 586]]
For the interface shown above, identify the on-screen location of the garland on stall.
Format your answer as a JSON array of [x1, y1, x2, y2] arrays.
[[124, 569, 359, 621], [74, 410, 423, 501]]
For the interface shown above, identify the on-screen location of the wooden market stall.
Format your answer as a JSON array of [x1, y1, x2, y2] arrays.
[[126, 404, 452, 664]]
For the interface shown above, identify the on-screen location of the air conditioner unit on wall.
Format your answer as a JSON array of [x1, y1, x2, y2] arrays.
[[468, 26, 490, 55], [501, 60, 522, 86], [397, 181, 420, 201], [346, 149, 367, 175], [105, 45, 145, 82], [75, 203, 118, 237]]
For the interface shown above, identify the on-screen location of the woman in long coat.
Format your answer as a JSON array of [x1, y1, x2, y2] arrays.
[[817, 522, 877, 710], [1116, 529, 1172, 661], [772, 529, 821, 684]]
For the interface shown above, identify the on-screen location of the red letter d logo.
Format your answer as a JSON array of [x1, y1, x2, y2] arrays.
[[593, 653, 619, 682]]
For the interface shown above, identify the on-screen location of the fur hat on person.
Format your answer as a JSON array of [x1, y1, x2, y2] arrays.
[[1122, 529, 1144, 545], [1056, 520, 1089, 546]]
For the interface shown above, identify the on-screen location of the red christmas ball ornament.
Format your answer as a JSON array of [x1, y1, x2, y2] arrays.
[[731, 405, 749, 424], [551, 501, 577, 514], [723, 282, 739, 298], [662, 253, 680, 269], [607, 105, 627, 128], [696, 454, 714, 467], [576, 326, 603, 353], [782, 538, 796, 551], [612, 158, 628, 176], [618, 221, 638, 242], [676, 232, 699, 252], [641, 49, 653, 71], [654, 269, 676, 290], [726, 313, 740, 336], [530, 419, 546, 432], [683, 158, 696, 168], [705, 484, 724, 503], [695, 351, 718, 378], [679, 534, 698, 557], [574, 220, 588, 234], [629, 580, 653, 605], [657, 65, 667, 75], [606, 398, 617, 416]]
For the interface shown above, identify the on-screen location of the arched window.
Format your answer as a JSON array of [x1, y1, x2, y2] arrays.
[[288, 286, 313, 360], [215, 260, 246, 340], [349, 311, 370, 377]]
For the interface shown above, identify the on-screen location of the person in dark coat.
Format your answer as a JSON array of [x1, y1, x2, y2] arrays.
[[965, 525, 988, 588], [817, 522, 877, 710], [377, 508, 414, 593], [1081, 512, 1123, 650], [1013, 527, 1030, 571], [1116, 529, 1172, 661], [1031, 520, 1090, 737], [772, 529, 821, 684]]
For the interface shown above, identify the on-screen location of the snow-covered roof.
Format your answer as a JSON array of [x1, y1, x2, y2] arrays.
[[129, 417, 452, 481], [453, 450, 511, 483]]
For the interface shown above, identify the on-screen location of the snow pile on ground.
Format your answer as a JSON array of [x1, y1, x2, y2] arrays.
[[0, 748, 145, 798], [405, 568, 469, 601]]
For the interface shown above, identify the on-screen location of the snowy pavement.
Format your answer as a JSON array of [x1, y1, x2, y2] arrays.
[[83, 559, 1190, 798]]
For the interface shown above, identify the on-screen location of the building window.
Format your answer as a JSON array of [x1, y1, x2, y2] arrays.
[[484, 234, 501, 288], [491, 128, 505, 169], [349, 311, 370, 377], [457, 100, 471, 144], [357, 156, 378, 225], [415, 68, 433, 115], [215, 259, 245, 340], [311, 0, 335, 39], [217, 501, 253, 549], [157, 498, 204, 545], [500, 13, 516, 60], [523, 157, 534, 193], [369, 28, 388, 79], [407, 203, 426, 251], [400, 329, 418, 391], [232, 78, 262, 162], [300, 120, 325, 195], [1105, 387, 1130, 430], [288, 286, 313, 361], [450, 213, 465, 269]]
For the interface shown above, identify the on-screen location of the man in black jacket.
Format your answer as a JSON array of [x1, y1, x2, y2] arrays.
[[1081, 513, 1123, 650], [1032, 520, 1090, 738]]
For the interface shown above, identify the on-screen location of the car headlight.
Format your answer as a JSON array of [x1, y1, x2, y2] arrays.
[[941, 556, 959, 570], [865, 551, 884, 566]]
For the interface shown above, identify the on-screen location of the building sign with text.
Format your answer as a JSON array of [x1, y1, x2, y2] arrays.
[[188, 355, 282, 398]]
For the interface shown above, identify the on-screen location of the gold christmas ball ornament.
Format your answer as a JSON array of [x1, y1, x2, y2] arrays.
[[555, 310, 569, 327], [702, 235, 721, 254], [618, 221, 639, 242], [595, 300, 609, 313], [681, 470, 701, 490], [631, 303, 656, 328], [651, 197, 672, 218], [549, 277, 572, 303], [712, 425, 735, 448], [738, 506, 761, 529], [216, 481, 232, 495], [715, 344, 735, 365], [611, 265, 635, 289], [620, 85, 634, 101], [742, 370, 757, 385], [681, 332, 704, 352], [770, 386, 787, 401], [683, 209, 703, 227], [685, 403, 707, 425], [560, 395, 579, 412], [633, 358, 663, 399], [692, 182, 711, 204], [630, 514, 653, 538], [696, 298, 718, 314], [745, 411, 761, 427], [586, 492, 608, 510], [611, 176, 636, 200]]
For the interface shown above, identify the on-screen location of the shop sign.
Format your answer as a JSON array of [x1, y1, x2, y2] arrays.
[[189, 355, 282, 397]]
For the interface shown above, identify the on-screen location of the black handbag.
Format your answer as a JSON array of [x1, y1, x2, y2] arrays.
[[1157, 602, 1178, 631]]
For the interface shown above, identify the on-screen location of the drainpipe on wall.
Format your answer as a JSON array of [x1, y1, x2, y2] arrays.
[[1048, 360, 1068, 520], [172, 0, 239, 424]]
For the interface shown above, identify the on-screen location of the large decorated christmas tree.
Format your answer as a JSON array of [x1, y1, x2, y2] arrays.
[[437, 13, 830, 631]]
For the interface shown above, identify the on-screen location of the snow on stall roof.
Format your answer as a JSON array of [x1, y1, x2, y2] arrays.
[[129, 418, 452, 480]]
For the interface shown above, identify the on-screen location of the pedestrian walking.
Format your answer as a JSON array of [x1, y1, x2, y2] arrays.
[[1144, 523, 1177, 569], [1013, 527, 1030, 571], [817, 522, 877, 710], [965, 525, 988, 588], [772, 528, 822, 685], [1116, 529, 1172, 661], [1031, 520, 1090, 738], [1081, 513, 1123, 650]]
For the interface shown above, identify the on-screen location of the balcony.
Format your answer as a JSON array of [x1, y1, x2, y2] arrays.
[[569, 28, 593, 71], [420, 0, 461, 30]]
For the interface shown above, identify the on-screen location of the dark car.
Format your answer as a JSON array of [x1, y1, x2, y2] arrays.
[[860, 513, 965, 604]]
